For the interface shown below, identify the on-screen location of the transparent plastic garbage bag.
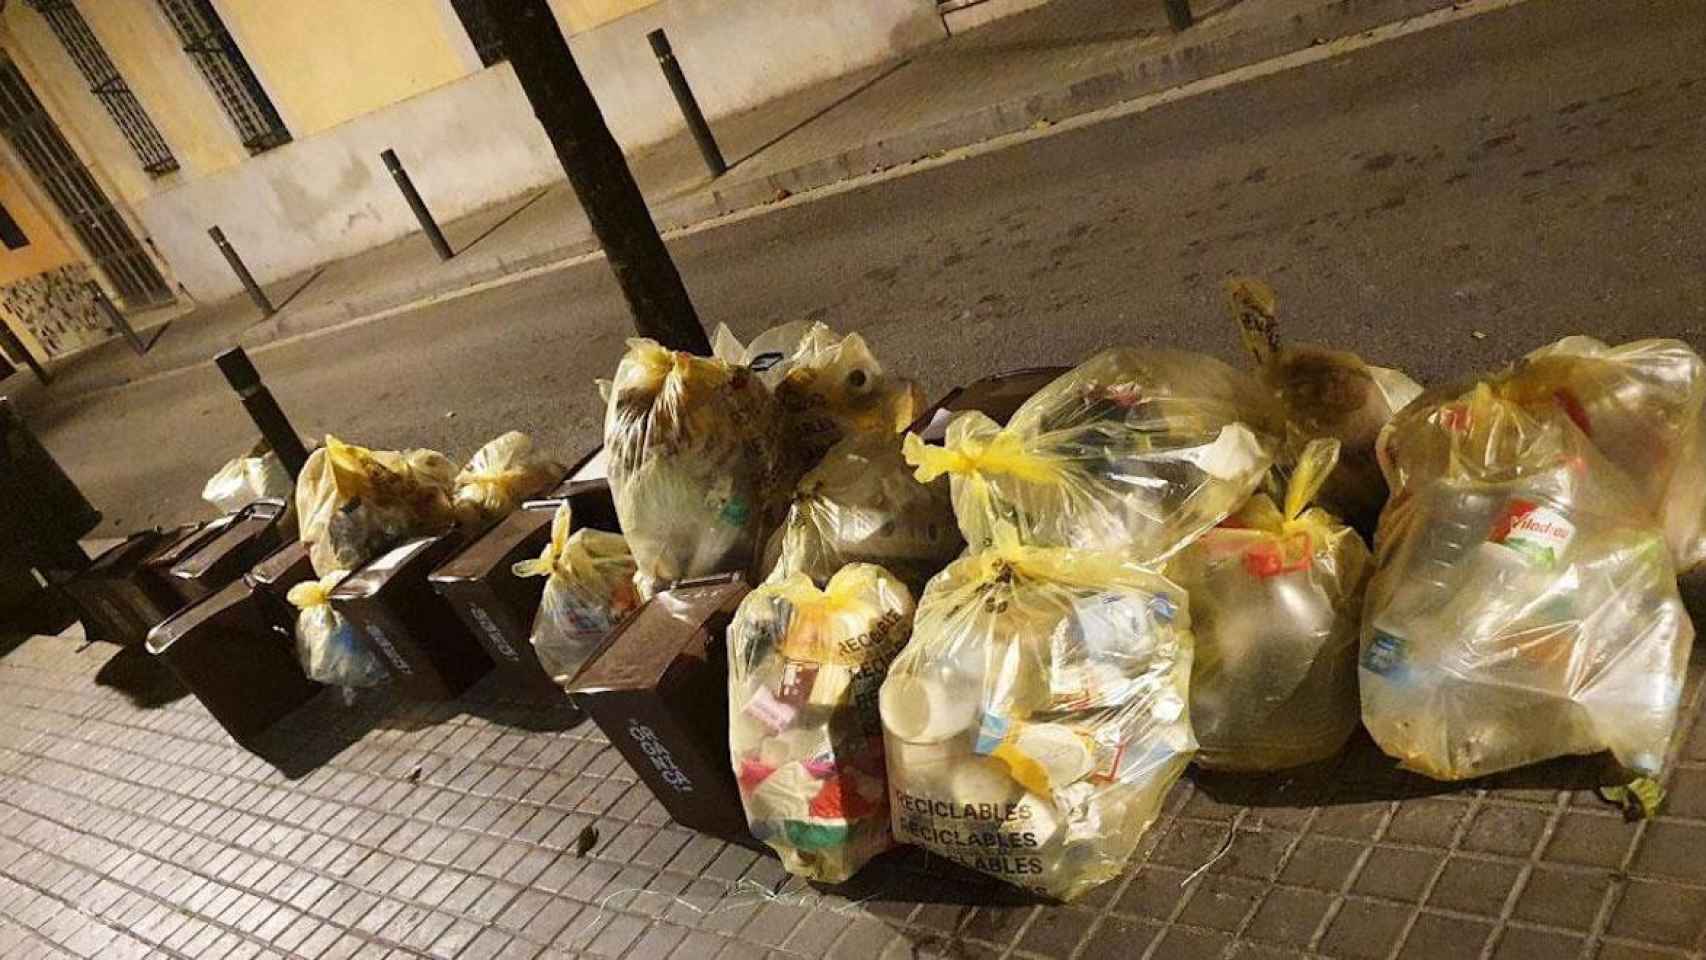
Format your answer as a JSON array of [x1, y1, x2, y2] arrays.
[[203, 442, 293, 514], [452, 431, 564, 533], [729, 565, 915, 883], [295, 436, 459, 578], [287, 571, 388, 688], [1361, 381, 1695, 781], [1169, 439, 1370, 770], [1498, 336, 1706, 571], [1227, 278, 1423, 534], [604, 339, 793, 597], [904, 348, 1282, 563], [762, 431, 962, 595], [880, 527, 1195, 901], [715, 320, 922, 465], [514, 504, 640, 687]]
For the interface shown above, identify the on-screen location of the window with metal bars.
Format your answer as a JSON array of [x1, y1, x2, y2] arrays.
[[152, 0, 289, 154], [450, 0, 506, 67], [28, 0, 178, 175]]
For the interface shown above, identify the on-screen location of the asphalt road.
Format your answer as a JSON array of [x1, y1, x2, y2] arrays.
[[15, 0, 1705, 533]]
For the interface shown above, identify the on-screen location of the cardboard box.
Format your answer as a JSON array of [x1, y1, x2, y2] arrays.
[[168, 501, 288, 605], [428, 507, 560, 695], [147, 579, 321, 743], [908, 365, 1070, 441], [567, 573, 759, 847], [245, 540, 315, 633], [331, 535, 492, 700], [63, 524, 201, 646]]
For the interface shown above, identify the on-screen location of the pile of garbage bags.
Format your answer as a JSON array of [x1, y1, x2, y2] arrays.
[[729, 565, 914, 882]]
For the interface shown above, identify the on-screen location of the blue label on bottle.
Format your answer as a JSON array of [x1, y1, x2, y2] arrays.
[[1361, 630, 1409, 679]]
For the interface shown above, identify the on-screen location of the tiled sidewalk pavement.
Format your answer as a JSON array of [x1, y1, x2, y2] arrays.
[[0, 627, 1702, 960]]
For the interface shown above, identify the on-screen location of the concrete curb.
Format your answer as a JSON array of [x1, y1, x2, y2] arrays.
[[50, 0, 1460, 395]]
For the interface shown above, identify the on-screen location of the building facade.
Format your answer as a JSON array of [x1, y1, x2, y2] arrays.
[[0, 0, 946, 367]]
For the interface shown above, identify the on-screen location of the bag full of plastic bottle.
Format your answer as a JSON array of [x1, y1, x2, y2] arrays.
[[203, 441, 294, 515], [1496, 335, 1706, 571], [762, 431, 962, 595], [1168, 438, 1370, 770], [879, 526, 1195, 901], [1361, 381, 1695, 781], [604, 339, 793, 597], [1226, 278, 1423, 535], [904, 348, 1282, 563], [287, 571, 388, 689], [513, 503, 640, 688], [295, 436, 460, 578], [728, 564, 915, 883], [452, 431, 565, 533]]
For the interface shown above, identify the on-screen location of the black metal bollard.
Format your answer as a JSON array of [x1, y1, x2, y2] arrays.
[[647, 29, 726, 178], [1164, 0, 1194, 31], [208, 226, 275, 316], [214, 347, 309, 481], [85, 281, 146, 356], [382, 148, 454, 261]]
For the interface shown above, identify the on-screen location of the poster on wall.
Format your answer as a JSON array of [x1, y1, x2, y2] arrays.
[[0, 264, 111, 359]]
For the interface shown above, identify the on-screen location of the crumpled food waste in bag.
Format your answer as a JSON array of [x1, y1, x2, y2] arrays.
[[203, 441, 294, 515], [904, 347, 1282, 563], [452, 431, 565, 533], [716, 321, 923, 467], [513, 503, 639, 688], [1361, 380, 1694, 781], [1168, 438, 1370, 771], [762, 431, 962, 595], [295, 436, 459, 578], [880, 526, 1195, 901], [1226, 278, 1423, 535], [729, 564, 915, 882], [287, 571, 388, 689], [604, 339, 794, 597], [1495, 335, 1706, 571]]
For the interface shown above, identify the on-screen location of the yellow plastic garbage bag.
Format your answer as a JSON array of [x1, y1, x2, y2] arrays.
[[763, 431, 962, 595], [728, 564, 915, 883], [773, 323, 924, 465], [295, 436, 459, 578], [879, 527, 1195, 901], [203, 441, 293, 514], [604, 339, 793, 596], [1361, 381, 1695, 781], [452, 431, 564, 532], [1499, 336, 1706, 571], [1227, 278, 1423, 534], [711, 320, 812, 385], [514, 504, 639, 687], [904, 348, 1282, 562], [287, 571, 388, 688], [1168, 439, 1370, 770]]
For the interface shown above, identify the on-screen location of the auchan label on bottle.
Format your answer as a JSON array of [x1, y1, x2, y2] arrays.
[[1490, 499, 1575, 568]]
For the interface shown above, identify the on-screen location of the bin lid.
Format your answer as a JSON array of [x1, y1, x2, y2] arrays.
[[567, 572, 746, 695], [145, 578, 257, 656]]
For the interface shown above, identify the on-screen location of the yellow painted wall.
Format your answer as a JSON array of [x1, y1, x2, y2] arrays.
[[0, 163, 79, 286], [552, 0, 663, 33], [0, 158, 79, 360], [0, 10, 156, 208], [217, 0, 472, 138], [83, 0, 249, 179]]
